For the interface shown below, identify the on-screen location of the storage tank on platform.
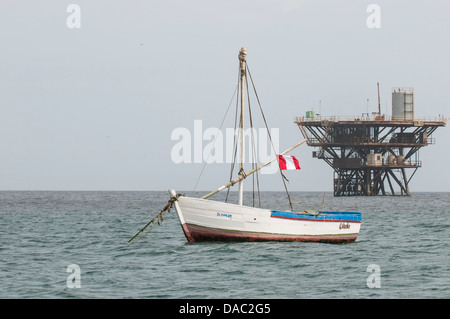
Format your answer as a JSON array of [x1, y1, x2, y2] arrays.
[[392, 87, 414, 121]]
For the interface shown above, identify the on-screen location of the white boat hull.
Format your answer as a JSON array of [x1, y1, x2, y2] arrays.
[[169, 190, 362, 243]]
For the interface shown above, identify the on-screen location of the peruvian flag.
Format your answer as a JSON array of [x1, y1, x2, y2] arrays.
[[277, 155, 301, 170]]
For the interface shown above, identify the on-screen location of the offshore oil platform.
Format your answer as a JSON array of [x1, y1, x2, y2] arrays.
[[296, 85, 446, 196]]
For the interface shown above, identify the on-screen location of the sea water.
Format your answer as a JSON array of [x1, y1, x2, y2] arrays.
[[0, 191, 448, 299]]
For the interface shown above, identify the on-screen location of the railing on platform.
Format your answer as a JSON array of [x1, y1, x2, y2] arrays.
[[295, 114, 447, 124], [303, 136, 435, 145]]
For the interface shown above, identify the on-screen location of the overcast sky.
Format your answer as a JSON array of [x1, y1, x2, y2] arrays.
[[0, 0, 449, 192]]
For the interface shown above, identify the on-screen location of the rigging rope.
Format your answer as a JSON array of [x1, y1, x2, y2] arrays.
[[193, 81, 239, 192], [190, 59, 296, 211], [246, 64, 294, 211], [226, 64, 243, 203], [244, 67, 261, 208]]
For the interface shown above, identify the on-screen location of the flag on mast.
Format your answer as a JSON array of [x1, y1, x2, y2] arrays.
[[277, 155, 301, 170]]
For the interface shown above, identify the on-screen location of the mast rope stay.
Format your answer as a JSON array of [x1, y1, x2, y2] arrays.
[[225, 66, 242, 203], [244, 63, 262, 208], [246, 64, 295, 211], [193, 81, 239, 192]]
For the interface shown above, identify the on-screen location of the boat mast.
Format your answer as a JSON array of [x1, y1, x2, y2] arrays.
[[238, 47, 247, 206]]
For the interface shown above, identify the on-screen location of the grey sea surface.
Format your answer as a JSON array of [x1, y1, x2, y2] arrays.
[[0, 191, 448, 299]]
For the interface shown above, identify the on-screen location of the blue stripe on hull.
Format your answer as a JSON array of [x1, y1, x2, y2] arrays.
[[271, 210, 362, 223]]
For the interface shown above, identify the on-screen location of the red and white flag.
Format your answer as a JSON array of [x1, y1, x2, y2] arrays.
[[277, 155, 301, 170]]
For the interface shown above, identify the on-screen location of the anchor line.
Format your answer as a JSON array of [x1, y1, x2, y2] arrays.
[[128, 194, 182, 243]]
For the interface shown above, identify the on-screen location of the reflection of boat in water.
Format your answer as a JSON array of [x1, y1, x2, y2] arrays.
[[130, 48, 362, 244]]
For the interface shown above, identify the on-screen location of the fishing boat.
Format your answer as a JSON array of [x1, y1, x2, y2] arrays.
[[130, 48, 362, 244], [169, 189, 361, 243]]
